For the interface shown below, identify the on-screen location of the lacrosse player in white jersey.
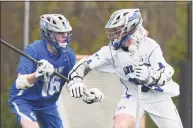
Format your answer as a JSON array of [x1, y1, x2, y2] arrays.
[[66, 9, 183, 128]]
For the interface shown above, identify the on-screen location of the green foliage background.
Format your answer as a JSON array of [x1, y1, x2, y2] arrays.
[[1, 1, 190, 128]]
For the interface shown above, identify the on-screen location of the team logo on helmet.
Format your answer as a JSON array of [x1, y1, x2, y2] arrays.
[[40, 20, 48, 29], [128, 12, 141, 22]]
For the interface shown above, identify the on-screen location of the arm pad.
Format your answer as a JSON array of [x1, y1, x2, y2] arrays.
[[16, 75, 34, 89], [68, 58, 92, 80]]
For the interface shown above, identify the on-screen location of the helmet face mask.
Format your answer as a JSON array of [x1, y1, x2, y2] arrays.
[[106, 25, 125, 42], [55, 31, 72, 45], [40, 14, 72, 52]]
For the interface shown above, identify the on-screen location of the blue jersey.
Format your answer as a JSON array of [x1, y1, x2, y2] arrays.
[[8, 40, 76, 107]]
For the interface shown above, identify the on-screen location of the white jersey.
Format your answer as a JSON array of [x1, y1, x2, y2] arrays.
[[87, 37, 179, 99]]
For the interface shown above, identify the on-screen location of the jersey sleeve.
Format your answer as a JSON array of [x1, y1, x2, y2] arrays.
[[148, 46, 171, 70], [147, 46, 179, 96], [87, 46, 115, 73], [16, 46, 37, 74]]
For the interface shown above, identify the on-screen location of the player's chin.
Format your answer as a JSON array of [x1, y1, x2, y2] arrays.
[[58, 42, 68, 47]]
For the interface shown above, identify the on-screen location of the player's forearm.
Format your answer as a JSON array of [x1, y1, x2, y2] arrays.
[[68, 58, 92, 80], [68, 49, 107, 81], [26, 73, 38, 84], [148, 46, 175, 86], [16, 73, 37, 89], [18, 73, 37, 84]]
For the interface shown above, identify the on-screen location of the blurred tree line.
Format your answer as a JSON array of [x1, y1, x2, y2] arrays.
[[1, 1, 189, 128]]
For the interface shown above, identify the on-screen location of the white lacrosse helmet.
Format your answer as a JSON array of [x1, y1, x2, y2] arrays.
[[105, 9, 143, 50], [40, 14, 72, 52]]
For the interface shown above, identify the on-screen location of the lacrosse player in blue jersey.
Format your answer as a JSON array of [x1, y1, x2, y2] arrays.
[[8, 14, 81, 128]]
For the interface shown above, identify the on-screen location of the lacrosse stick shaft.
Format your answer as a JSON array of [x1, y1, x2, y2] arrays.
[[1, 39, 39, 64], [1, 39, 69, 82], [0, 39, 95, 98], [136, 85, 141, 128]]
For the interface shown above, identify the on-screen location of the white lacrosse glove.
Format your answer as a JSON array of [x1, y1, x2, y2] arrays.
[[66, 77, 86, 98], [35, 59, 54, 78], [82, 88, 104, 104], [133, 65, 151, 84]]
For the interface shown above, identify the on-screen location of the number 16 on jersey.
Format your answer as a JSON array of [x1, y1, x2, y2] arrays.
[[42, 76, 61, 97]]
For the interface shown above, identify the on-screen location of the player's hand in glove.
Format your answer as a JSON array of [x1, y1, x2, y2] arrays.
[[82, 88, 104, 104], [133, 64, 151, 84], [35, 59, 54, 78], [66, 77, 86, 98]]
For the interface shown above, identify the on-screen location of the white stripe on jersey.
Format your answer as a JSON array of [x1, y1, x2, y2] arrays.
[[17, 90, 24, 96]]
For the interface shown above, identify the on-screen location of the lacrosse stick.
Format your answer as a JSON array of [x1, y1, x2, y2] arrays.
[[136, 85, 141, 128], [0, 39, 94, 98]]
